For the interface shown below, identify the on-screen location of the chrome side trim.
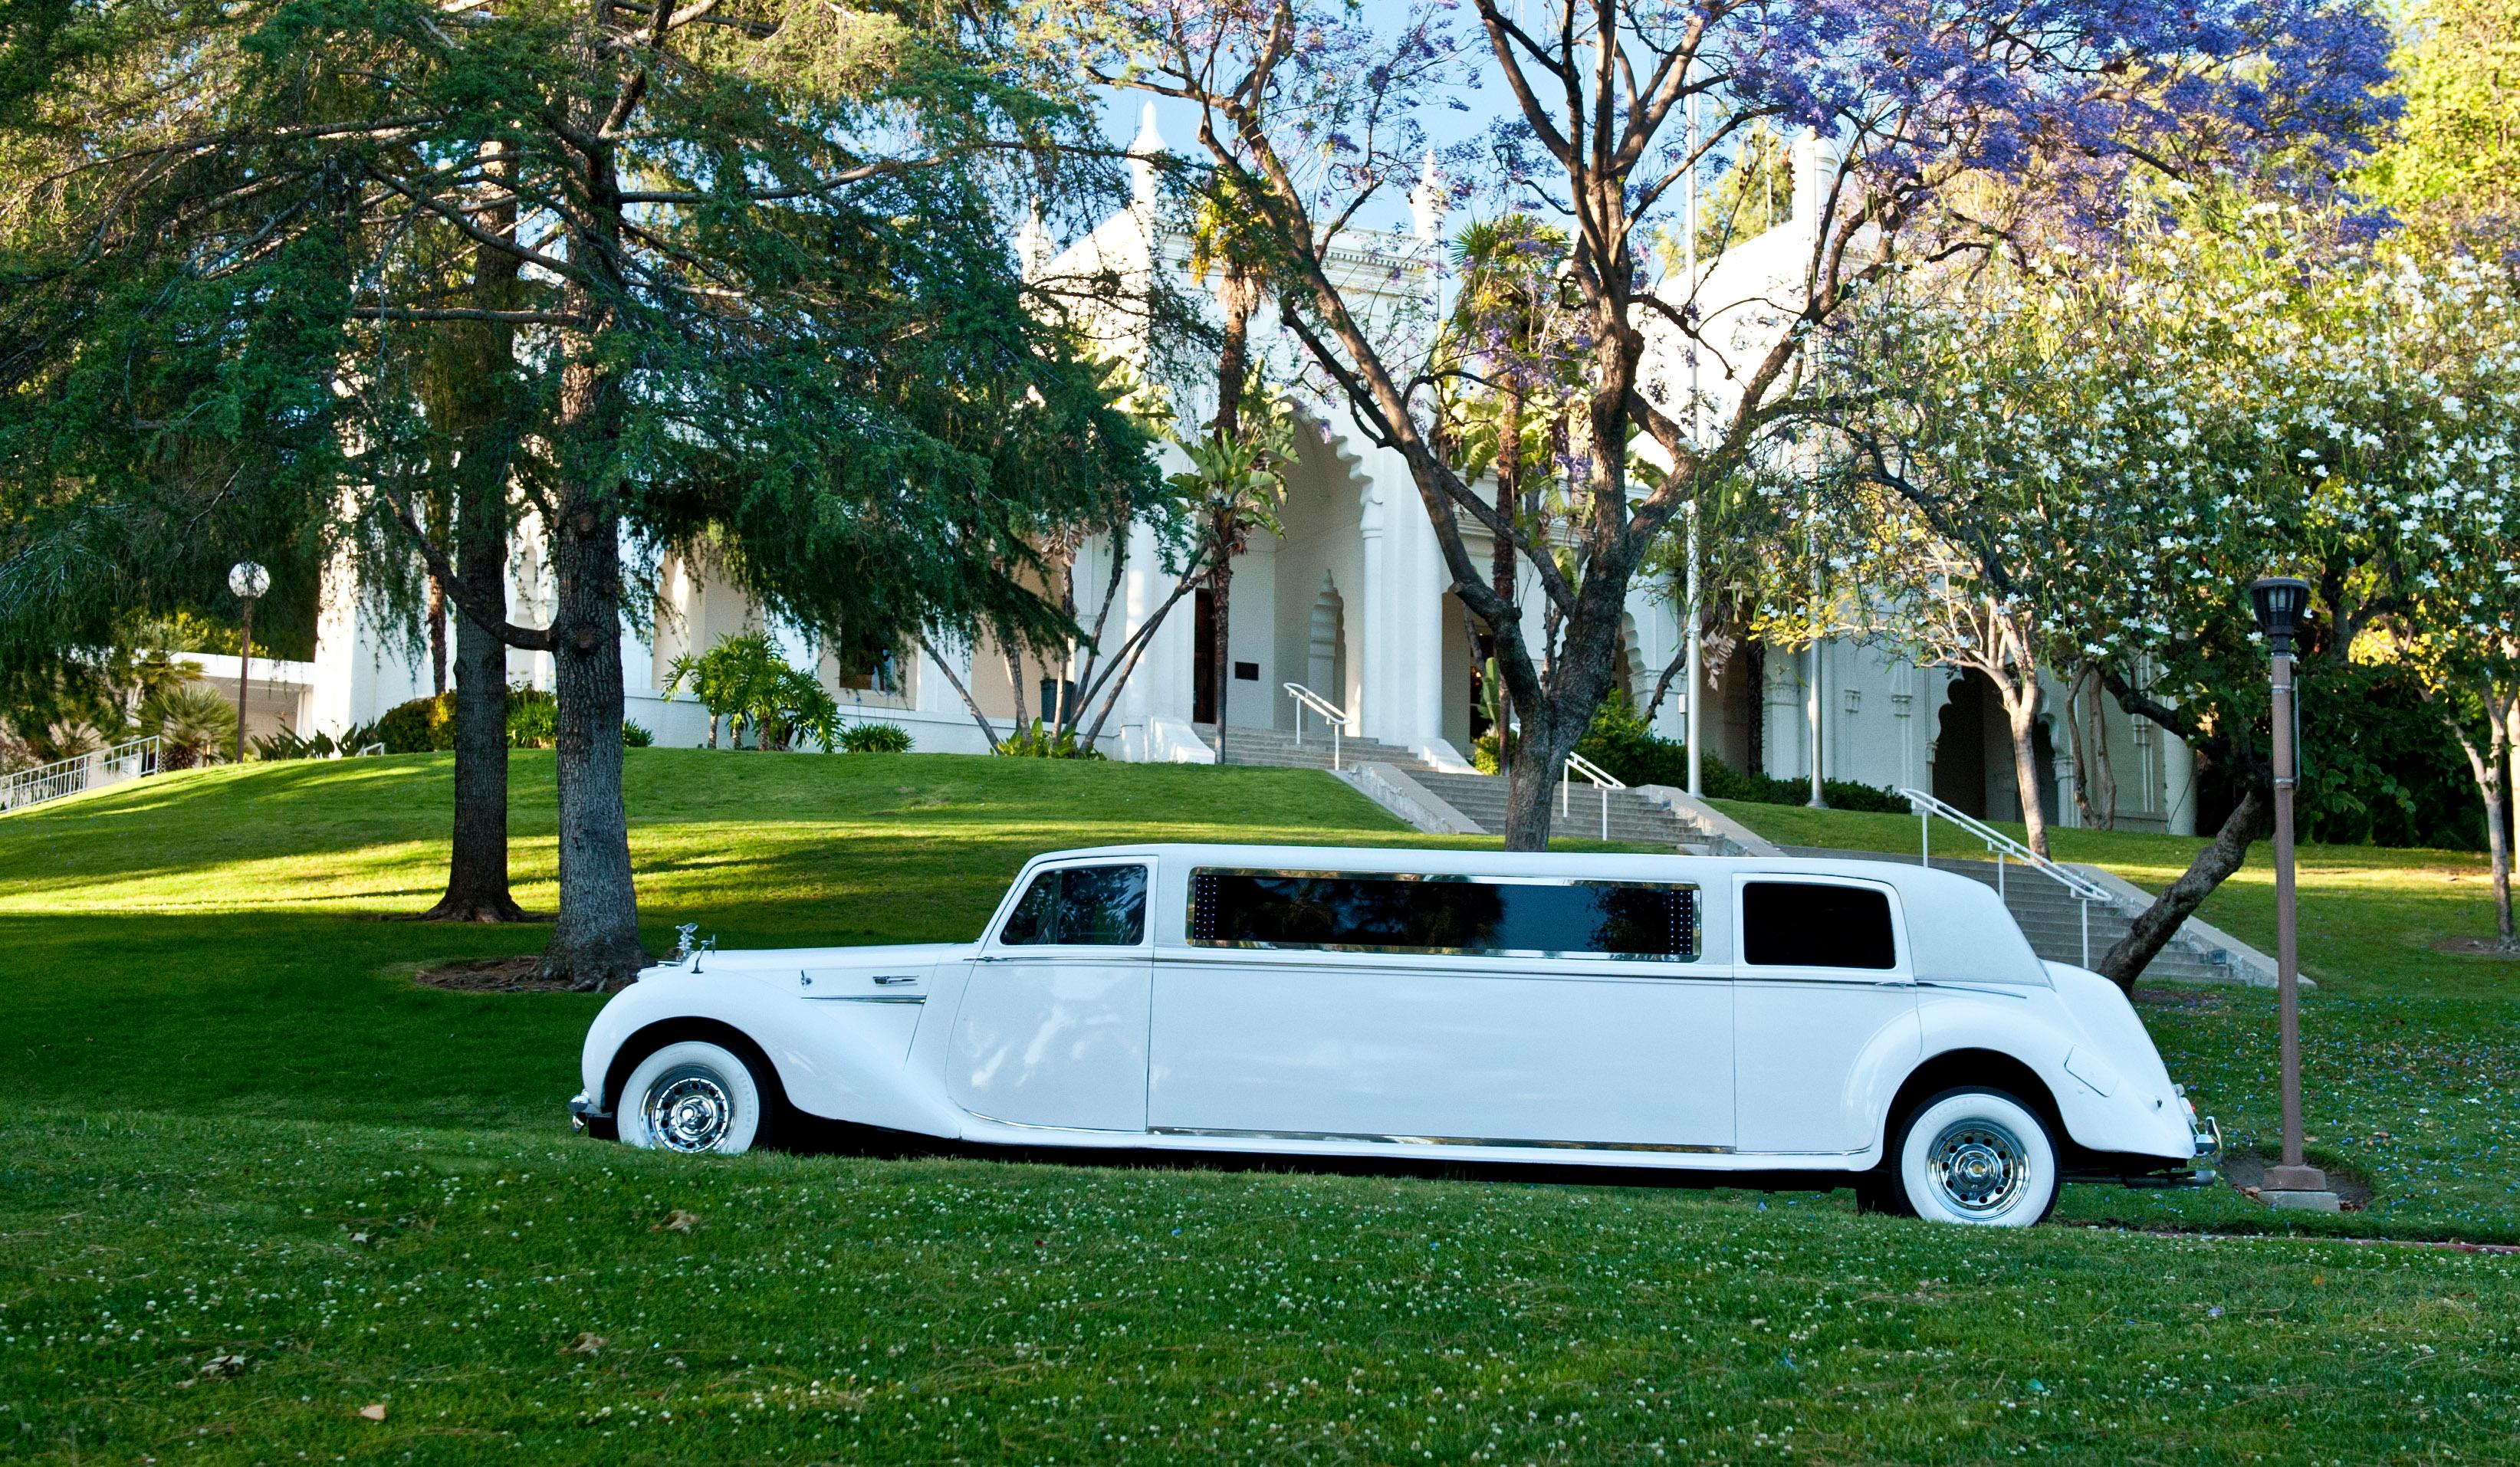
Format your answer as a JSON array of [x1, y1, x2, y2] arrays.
[[810, 994, 927, 1005], [1149, 1125, 1733, 1155]]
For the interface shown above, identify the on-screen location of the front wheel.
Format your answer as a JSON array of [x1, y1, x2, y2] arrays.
[[617, 1040, 774, 1156], [1891, 1088, 2060, 1226]]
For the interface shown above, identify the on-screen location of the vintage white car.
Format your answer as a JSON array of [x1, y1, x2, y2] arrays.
[[572, 844, 2217, 1225]]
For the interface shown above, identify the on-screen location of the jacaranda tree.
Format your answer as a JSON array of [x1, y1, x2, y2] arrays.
[[1063, 0, 2397, 848]]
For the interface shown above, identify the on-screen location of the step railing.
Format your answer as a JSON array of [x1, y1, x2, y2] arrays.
[[0, 736, 161, 816], [1562, 750, 1625, 841], [1282, 683, 1354, 770], [1897, 786, 2113, 969]]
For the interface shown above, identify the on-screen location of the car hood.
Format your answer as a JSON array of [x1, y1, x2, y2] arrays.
[[639, 941, 972, 985]]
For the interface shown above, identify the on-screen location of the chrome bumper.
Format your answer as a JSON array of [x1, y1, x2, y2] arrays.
[[568, 1090, 612, 1136]]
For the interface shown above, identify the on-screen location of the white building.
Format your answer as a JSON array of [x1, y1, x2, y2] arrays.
[[289, 110, 2197, 837]]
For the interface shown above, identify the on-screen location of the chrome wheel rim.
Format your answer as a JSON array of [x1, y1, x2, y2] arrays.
[[1927, 1118, 2029, 1216], [643, 1065, 736, 1153]]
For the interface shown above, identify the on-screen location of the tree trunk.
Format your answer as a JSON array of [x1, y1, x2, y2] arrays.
[[2446, 702, 2516, 950], [1497, 591, 1625, 850], [1489, 386, 1522, 760], [1999, 674, 2049, 859], [2095, 784, 2266, 993], [1207, 264, 1258, 769], [422, 487, 526, 921], [1744, 642, 1766, 777], [422, 143, 524, 924], [427, 576, 449, 697], [537, 153, 646, 992]]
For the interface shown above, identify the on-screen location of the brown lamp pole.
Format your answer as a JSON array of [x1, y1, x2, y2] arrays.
[[2249, 576, 2336, 1209], [228, 560, 269, 763]]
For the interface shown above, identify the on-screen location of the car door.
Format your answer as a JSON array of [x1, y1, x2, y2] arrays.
[[1729, 874, 1920, 1156], [946, 860, 1154, 1133], [1148, 870, 1733, 1153]]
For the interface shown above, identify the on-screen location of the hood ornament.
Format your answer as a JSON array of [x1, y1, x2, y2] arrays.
[[669, 923, 715, 971]]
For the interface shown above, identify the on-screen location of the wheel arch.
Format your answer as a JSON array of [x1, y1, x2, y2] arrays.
[[1879, 1048, 2067, 1156], [604, 1017, 791, 1118]]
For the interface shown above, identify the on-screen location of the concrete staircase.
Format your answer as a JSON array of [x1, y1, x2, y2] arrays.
[[1195, 724, 1434, 772], [1411, 770, 1705, 848], [1785, 845, 2240, 983]]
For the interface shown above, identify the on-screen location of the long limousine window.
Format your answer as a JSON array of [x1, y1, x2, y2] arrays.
[[1188, 871, 1697, 960], [1740, 881, 1897, 969], [999, 864, 1148, 946]]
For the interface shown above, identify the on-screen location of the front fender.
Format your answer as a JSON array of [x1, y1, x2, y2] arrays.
[[580, 969, 964, 1139]]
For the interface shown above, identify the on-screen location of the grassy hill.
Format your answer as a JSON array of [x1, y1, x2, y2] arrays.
[[2, 751, 2515, 1465]]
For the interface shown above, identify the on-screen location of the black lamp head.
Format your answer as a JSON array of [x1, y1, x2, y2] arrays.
[[2249, 576, 2311, 655]]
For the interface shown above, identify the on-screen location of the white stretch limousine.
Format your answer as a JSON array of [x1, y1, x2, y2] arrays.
[[572, 845, 2218, 1225]]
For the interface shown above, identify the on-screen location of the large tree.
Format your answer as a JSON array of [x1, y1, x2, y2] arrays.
[[1069, 0, 2396, 848], [2, 0, 1154, 986]]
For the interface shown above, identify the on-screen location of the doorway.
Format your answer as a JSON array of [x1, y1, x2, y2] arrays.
[[1192, 588, 1217, 725]]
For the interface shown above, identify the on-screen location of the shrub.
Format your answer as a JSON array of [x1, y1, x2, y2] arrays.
[[142, 684, 238, 770], [838, 721, 912, 753], [997, 719, 1102, 759], [370, 692, 456, 753], [664, 632, 839, 750], [622, 720, 655, 748], [506, 686, 557, 749]]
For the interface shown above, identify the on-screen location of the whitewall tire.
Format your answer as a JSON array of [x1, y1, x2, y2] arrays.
[[617, 1040, 770, 1156], [1893, 1088, 2060, 1226]]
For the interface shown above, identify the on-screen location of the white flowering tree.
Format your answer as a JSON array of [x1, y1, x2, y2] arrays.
[[1833, 190, 2514, 986], [2377, 261, 2520, 948]]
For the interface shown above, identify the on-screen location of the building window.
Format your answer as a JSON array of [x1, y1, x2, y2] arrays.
[[999, 865, 1148, 947], [1188, 871, 1697, 961], [1740, 881, 1896, 970]]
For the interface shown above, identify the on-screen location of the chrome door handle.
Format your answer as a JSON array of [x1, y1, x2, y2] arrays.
[[873, 973, 920, 986]]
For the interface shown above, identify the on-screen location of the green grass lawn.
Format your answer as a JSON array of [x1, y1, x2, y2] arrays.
[[5, 752, 2518, 1465]]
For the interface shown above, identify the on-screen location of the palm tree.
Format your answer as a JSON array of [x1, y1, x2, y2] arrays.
[[1186, 180, 1273, 762], [1446, 215, 1569, 763]]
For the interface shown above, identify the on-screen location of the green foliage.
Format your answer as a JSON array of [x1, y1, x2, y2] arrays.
[[370, 693, 457, 755], [997, 718, 1102, 759], [137, 681, 237, 770], [2362, 0, 2520, 248], [836, 721, 913, 754], [622, 720, 655, 750], [665, 633, 839, 752], [505, 688, 557, 750], [250, 724, 379, 762]]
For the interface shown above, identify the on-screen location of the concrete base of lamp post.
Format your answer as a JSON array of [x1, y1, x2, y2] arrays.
[[2260, 1162, 2340, 1211]]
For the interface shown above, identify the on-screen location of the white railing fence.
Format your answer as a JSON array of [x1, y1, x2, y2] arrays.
[[1282, 683, 1353, 770], [1898, 786, 2112, 968], [0, 736, 162, 816], [1562, 750, 1626, 840]]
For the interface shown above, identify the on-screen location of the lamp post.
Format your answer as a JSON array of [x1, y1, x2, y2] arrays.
[[228, 560, 269, 763], [2248, 575, 2338, 1209]]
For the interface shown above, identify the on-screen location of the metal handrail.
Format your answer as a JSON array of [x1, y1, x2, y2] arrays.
[[1282, 682, 1354, 770], [0, 736, 162, 815], [1897, 786, 2111, 968], [1562, 750, 1626, 839]]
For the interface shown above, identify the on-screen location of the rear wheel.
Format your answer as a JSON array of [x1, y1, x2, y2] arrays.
[[1891, 1088, 2059, 1226], [617, 1040, 774, 1156]]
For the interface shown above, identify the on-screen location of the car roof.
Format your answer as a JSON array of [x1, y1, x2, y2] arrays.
[[1020, 843, 2050, 984]]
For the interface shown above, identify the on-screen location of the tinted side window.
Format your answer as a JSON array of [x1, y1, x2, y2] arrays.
[[1188, 871, 1696, 960], [1740, 881, 1896, 970], [998, 864, 1148, 947]]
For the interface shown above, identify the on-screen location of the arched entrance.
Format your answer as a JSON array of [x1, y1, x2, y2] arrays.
[[1932, 670, 1990, 818], [1307, 575, 1346, 711]]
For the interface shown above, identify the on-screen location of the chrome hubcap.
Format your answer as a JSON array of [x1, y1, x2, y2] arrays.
[[643, 1067, 735, 1153], [1927, 1119, 2029, 1215]]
